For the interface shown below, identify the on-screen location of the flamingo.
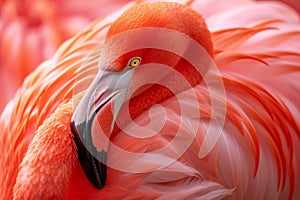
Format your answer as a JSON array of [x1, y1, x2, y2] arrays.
[[1, 0, 300, 199]]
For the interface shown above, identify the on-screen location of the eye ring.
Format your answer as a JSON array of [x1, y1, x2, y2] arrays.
[[127, 57, 142, 68]]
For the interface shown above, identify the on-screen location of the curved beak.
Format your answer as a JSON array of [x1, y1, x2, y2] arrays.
[[70, 60, 175, 188], [70, 67, 134, 188]]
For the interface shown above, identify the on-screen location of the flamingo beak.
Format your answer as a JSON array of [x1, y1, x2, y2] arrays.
[[70, 111, 107, 189], [70, 67, 135, 189]]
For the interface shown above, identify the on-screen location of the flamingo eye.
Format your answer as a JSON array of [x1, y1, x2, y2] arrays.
[[128, 57, 142, 68]]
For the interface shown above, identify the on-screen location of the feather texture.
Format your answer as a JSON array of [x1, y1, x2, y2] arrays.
[[0, 0, 300, 199]]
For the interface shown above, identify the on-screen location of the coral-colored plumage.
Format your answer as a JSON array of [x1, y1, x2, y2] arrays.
[[1, 0, 300, 199]]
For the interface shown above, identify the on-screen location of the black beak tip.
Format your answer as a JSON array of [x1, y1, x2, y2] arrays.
[[70, 121, 107, 189]]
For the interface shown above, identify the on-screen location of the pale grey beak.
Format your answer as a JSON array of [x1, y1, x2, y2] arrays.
[[71, 67, 134, 188]]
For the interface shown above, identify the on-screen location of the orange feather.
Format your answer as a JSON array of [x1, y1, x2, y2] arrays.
[[1, 1, 300, 199]]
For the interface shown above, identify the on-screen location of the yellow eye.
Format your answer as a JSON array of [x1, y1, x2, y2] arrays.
[[128, 57, 142, 68]]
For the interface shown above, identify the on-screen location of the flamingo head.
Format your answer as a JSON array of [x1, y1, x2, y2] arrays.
[[71, 2, 213, 189]]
